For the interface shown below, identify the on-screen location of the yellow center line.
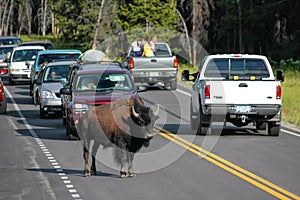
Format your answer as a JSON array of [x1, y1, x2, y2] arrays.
[[155, 127, 300, 200]]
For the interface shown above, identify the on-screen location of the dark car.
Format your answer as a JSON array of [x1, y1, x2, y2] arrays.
[[0, 68, 9, 113], [60, 64, 139, 139], [0, 36, 22, 46], [21, 41, 55, 50]]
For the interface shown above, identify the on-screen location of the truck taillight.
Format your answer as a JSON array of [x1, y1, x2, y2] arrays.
[[129, 58, 134, 69], [205, 85, 210, 99], [174, 58, 178, 68], [276, 85, 282, 99]]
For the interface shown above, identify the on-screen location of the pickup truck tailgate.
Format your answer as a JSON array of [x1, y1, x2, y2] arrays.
[[132, 57, 175, 70], [207, 81, 281, 105]]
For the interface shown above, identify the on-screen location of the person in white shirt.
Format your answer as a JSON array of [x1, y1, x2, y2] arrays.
[[131, 37, 141, 57]]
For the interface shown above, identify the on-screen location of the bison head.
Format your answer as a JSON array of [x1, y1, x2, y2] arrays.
[[131, 99, 159, 143]]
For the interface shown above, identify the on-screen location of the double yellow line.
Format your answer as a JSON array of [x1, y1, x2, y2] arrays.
[[155, 126, 300, 200]]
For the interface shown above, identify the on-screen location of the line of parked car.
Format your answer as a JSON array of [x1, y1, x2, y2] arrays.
[[0, 37, 168, 140]]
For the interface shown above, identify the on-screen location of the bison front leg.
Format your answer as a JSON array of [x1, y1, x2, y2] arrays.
[[127, 152, 136, 178], [83, 146, 90, 176]]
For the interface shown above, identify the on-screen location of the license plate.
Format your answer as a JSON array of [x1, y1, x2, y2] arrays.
[[235, 106, 252, 113], [149, 72, 159, 77]]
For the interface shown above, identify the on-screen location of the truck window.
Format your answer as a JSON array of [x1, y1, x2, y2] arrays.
[[154, 44, 171, 56], [204, 58, 269, 79], [204, 59, 229, 77]]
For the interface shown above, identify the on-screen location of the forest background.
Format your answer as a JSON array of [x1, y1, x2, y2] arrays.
[[1, 0, 300, 127]]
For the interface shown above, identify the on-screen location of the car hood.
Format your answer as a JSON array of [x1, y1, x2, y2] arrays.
[[73, 90, 139, 105], [41, 82, 63, 93]]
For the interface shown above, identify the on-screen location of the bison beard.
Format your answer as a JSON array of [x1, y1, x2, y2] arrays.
[[77, 98, 159, 178]]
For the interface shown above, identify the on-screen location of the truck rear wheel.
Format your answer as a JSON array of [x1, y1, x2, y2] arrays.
[[170, 80, 177, 90], [196, 100, 211, 135], [267, 122, 280, 136], [256, 121, 267, 130]]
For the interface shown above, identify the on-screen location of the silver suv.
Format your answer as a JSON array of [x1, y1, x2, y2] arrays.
[[33, 61, 74, 118]]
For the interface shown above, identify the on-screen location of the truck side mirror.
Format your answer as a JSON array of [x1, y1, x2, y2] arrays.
[[276, 70, 284, 82], [181, 70, 190, 81]]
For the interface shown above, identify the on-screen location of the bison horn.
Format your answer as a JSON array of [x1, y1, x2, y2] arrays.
[[132, 106, 140, 118], [153, 104, 160, 116]]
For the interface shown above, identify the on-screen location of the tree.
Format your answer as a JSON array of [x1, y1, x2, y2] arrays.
[[117, 0, 178, 33]]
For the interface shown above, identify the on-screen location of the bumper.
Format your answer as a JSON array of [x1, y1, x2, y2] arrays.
[[40, 98, 62, 113], [131, 71, 177, 84], [10, 73, 30, 81], [205, 104, 282, 122]]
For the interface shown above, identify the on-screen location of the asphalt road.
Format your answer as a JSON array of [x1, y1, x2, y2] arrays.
[[1, 77, 300, 200]]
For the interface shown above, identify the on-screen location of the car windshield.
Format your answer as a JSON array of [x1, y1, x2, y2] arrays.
[[0, 46, 14, 55], [0, 38, 21, 45], [43, 65, 69, 82], [204, 58, 270, 79], [75, 73, 134, 92], [36, 53, 81, 71], [12, 49, 43, 62]]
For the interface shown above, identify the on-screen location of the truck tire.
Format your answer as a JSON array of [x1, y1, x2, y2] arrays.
[[190, 103, 199, 130], [256, 121, 267, 130], [267, 122, 280, 136], [196, 100, 211, 135], [170, 80, 177, 90]]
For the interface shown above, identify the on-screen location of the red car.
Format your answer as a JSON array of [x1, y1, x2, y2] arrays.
[[0, 68, 8, 114], [60, 64, 141, 139]]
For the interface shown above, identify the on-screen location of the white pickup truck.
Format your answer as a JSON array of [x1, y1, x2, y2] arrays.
[[182, 54, 284, 136]]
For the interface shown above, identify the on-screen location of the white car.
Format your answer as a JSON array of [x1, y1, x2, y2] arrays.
[[8, 46, 45, 85]]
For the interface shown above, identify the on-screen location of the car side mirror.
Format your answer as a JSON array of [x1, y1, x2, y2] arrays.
[[181, 70, 190, 81], [276, 70, 284, 82], [60, 87, 71, 95], [181, 70, 198, 82]]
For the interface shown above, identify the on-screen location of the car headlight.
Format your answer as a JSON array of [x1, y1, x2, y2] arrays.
[[40, 90, 53, 99], [73, 103, 91, 114]]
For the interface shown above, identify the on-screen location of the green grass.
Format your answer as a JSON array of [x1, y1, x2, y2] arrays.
[[281, 70, 300, 128]]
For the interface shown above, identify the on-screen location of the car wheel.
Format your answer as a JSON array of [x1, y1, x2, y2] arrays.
[[267, 122, 280, 136], [8, 76, 14, 85], [0, 95, 7, 114], [63, 117, 66, 125], [29, 84, 33, 96], [169, 80, 177, 90], [39, 106, 47, 119]]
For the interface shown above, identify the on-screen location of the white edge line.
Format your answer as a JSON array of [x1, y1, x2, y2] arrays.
[[176, 88, 300, 138], [4, 86, 82, 199]]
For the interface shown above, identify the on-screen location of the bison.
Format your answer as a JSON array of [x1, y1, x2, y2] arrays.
[[76, 98, 159, 178]]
